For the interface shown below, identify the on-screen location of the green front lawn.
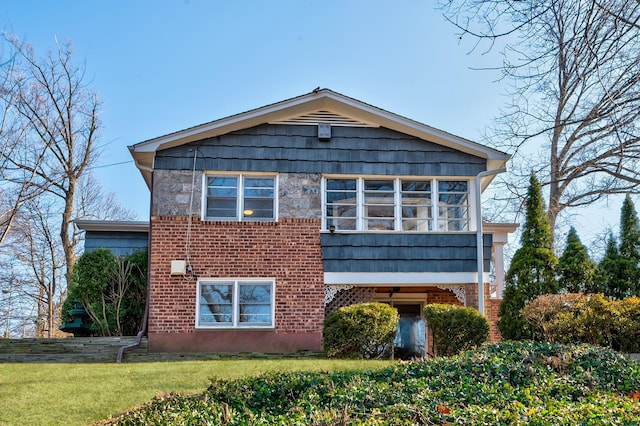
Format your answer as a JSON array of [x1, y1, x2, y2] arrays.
[[0, 358, 392, 426]]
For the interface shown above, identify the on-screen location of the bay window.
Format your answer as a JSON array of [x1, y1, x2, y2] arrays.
[[324, 177, 469, 232], [204, 174, 276, 221], [197, 279, 274, 328]]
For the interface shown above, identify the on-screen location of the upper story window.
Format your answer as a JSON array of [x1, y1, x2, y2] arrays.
[[197, 279, 274, 328], [437, 181, 469, 231], [324, 177, 469, 232], [204, 174, 276, 221]]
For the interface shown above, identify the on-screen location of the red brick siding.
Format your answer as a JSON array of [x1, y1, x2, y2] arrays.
[[426, 288, 463, 306], [489, 298, 502, 343], [148, 216, 325, 352]]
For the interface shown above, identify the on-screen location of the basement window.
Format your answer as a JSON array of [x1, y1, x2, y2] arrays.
[[196, 279, 275, 328]]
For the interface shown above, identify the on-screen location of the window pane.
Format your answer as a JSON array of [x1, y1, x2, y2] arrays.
[[439, 181, 468, 193], [206, 198, 237, 218], [206, 177, 238, 219], [199, 283, 233, 324], [326, 191, 357, 203], [364, 180, 394, 191], [327, 179, 357, 191], [238, 283, 272, 325], [244, 178, 274, 188], [209, 177, 238, 187], [402, 181, 431, 192], [244, 198, 274, 219], [366, 205, 394, 217], [326, 217, 357, 230], [366, 218, 394, 230]]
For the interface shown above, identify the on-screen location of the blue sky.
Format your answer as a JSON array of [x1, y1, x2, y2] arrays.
[[1, 1, 622, 249]]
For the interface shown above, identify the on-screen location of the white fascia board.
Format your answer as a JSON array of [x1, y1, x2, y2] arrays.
[[324, 272, 491, 285], [74, 219, 149, 233]]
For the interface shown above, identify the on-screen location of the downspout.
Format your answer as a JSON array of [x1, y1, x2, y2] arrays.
[[475, 168, 507, 316], [117, 165, 154, 363]]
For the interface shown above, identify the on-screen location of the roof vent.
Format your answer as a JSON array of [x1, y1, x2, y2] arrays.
[[318, 123, 331, 141]]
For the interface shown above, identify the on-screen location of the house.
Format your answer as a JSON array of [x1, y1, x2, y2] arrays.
[[123, 89, 516, 355]]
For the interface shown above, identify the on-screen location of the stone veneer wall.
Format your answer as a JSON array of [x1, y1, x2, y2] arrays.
[[278, 173, 322, 218], [148, 216, 325, 353], [151, 170, 322, 219], [153, 170, 202, 216]]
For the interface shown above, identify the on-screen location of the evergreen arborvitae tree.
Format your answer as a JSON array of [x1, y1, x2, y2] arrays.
[[620, 195, 640, 260], [597, 233, 625, 298], [600, 195, 640, 299], [498, 173, 558, 340], [557, 227, 596, 293]]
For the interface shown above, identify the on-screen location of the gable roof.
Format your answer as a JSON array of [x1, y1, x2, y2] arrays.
[[129, 89, 509, 188]]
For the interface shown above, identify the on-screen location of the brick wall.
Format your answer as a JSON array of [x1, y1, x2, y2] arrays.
[[148, 216, 325, 352], [489, 298, 502, 343], [428, 288, 464, 305]]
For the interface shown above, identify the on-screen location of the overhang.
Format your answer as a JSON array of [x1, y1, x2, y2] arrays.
[[74, 220, 150, 233]]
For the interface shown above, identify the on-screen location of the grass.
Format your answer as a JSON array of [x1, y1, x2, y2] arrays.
[[0, 358, 393, 426]]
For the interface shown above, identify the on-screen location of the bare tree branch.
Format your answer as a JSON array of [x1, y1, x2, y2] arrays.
[[440, 0, 640, 244]]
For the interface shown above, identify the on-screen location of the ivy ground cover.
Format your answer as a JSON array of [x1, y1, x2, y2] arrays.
[[105, 342, 640, 425]]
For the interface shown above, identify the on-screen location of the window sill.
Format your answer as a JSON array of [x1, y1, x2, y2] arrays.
[[195, 325, 275, 331]]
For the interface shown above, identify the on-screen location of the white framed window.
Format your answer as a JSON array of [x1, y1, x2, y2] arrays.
[[204, 174, 277, 221], [323, 177, 469, 232], [437, 181, 469, 231], [363, 179, 396, 230], [196, 279, 275, 328], [401, 180, 432, 231]]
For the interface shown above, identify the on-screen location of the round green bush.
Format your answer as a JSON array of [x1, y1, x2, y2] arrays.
[[62, 248, 147, 336], [323, 302, 399, 359], [423, 304, 489, 356]]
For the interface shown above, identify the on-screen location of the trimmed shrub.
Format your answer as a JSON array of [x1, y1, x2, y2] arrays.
[[62, 248, 148, 336], [522, 293, 640, 353], [423, 304, 489, 356], [323, 302, 399, 359], [613, 297, 640, 353], [519, 293, 585, 342]]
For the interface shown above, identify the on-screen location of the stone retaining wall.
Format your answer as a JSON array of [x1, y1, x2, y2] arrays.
[[0, 337, 148, 363]]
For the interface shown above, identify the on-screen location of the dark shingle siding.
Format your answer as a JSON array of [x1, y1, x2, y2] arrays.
[[321, 233, 492, 273], [84, 231, 149, 256], [155, 124, 486, 176]]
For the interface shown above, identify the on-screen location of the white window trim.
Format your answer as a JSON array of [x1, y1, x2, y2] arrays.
[[195, 278, 276, 329], [322, 176, 472, 232], [202, 172, 278, 222]]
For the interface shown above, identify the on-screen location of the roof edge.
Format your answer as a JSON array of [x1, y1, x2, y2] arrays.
[[74, 219, 150, 233]]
